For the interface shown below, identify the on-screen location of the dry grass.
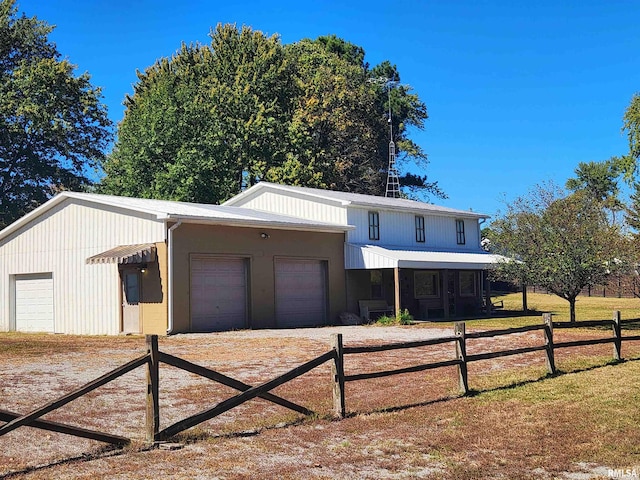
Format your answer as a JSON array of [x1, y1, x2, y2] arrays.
[[2, 296, 640, 479]]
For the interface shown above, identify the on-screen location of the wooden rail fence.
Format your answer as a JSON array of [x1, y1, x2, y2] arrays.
[[2, 310, 639, 451], [330, 310, 640, 417]]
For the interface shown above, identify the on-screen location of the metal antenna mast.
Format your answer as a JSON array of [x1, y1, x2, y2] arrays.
[[385, 80, 400, 198]]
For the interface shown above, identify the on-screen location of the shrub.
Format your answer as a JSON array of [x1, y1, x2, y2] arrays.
[[375, 309, 414, 326]]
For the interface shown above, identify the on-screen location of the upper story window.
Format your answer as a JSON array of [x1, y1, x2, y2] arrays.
[[415, 215, 425, 243], [456, 219, 466, 245], [368, 211, 380, 240]]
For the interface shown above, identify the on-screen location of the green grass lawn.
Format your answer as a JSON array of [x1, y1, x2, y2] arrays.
[[425, 292, 640, 330]]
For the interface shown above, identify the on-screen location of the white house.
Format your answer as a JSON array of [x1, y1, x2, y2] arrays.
[[224, 182, 502, 319], [1, 183, 501, 335]]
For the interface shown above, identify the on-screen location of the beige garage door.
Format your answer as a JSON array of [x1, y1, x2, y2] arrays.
[[275, 259, 327, 328], [190, 256, 247, 332], [15, 273, 54, 332]]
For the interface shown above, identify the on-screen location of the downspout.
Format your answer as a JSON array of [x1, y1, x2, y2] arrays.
[[166, 220, 183, 335]]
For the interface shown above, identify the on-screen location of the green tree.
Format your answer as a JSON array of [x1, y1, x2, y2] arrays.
[[101, 24, 293, 203], [490, 184, 629, 321], [0, 0, 112, 229], [620, 93, 640, 180], [271, 37, 386, 193], [101, 28, 443, 203], [565, 158, 624, 223], [625, 181, 640, 237]]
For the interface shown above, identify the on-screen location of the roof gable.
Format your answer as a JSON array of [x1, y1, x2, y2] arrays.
[[224, 182, 489, 219]]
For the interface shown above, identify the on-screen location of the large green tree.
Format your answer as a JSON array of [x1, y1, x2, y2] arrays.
[[0, 0, 112, 229], [101, 25, 293, 203], [100, 27, 442, 203], [489, 184, 629, 321]]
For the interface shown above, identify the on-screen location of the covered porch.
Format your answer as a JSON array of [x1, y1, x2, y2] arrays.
[[345, 244, 503, 321]]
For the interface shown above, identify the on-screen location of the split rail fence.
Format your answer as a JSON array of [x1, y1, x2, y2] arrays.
[[1, 311, 639, 450]]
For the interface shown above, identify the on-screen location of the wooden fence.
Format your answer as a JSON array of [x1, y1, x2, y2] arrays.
[[331, 311, 640, 417], [2, 311, 640, 450]]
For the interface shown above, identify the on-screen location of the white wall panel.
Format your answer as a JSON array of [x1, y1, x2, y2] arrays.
[[0, 199, 165, 334], [346, 208, 481, 250], [234, 191, 347, 225]]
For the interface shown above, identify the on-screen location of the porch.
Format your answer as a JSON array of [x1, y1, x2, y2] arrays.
[[344, 244, 502, 321]]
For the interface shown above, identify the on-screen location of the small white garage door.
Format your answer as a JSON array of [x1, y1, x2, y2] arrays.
[[190, 256, 247, 332], [15, 273, 54, 333], [275, 259, 327, 328]]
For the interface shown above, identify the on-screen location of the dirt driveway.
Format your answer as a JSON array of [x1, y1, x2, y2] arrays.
[[1, 324, 635, 479]]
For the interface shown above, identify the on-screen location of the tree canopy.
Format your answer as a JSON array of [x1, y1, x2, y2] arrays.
[[489, 183, 630, 321], [565, 157, 624, 224], [100, 25, 442, 204], [0, 0, 112, 229], [620, 93, 640, 180]]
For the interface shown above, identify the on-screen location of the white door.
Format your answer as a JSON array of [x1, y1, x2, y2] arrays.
[[275, 259, 327, 328], [121, 268, 141, 334], [15, 273, 54, 332], [190, 256, 247, 331]]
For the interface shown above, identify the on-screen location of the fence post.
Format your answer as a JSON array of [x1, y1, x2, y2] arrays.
[[454, 322, 469, 395], [613, 310, 622, 361], [331, 334, 346, 418], [146, 335, 160, 443], [543, 313, 556, 375]]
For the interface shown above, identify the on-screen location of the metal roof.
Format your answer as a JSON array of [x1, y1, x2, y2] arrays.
[[0, 192, 352, 242], [86, 243, 157, 265], [224, 182, 489, 219], [345, 244, 504, 270]]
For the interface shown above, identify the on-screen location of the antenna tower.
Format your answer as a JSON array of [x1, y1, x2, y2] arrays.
[[385, 80, 400, 198]]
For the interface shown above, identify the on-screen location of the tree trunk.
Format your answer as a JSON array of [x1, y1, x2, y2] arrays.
[[569, 297, 576, 322]]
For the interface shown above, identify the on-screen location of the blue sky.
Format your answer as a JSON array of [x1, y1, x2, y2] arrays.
[[17, 0, 640, 218]]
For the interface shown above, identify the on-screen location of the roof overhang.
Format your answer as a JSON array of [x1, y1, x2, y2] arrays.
[[86, 243, 157, 265], [164, 215, 353, 233], [345, 244, 504, 270]]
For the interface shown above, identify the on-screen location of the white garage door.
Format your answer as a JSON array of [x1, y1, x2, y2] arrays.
[[190, 256, 247, 332], [275, 259, 327, 328], [15, 273, 54, 332]]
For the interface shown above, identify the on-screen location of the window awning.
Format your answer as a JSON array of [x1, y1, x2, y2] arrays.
[[86, 243, 157, 265], [345, 244, 504, 270]]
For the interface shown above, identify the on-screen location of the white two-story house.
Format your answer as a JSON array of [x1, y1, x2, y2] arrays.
[[225, 182, 502, 320]]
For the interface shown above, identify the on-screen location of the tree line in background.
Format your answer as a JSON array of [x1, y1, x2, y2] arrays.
[[487, 92, 640, 321]]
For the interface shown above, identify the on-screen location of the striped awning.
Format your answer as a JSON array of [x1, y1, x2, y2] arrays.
[[86, 243, 157, 265]]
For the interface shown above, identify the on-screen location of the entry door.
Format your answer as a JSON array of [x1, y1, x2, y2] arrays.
[[122, 269, 141, 334]]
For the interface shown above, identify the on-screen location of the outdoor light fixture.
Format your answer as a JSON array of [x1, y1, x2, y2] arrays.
[[140, 263, 148, 273], [260, 232, 270, 239]]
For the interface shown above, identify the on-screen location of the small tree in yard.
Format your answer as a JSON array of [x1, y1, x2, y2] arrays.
[[489, 183, 630, 322]]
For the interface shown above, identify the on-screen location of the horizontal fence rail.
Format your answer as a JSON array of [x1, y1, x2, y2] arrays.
[[330, 310, 640, 417]]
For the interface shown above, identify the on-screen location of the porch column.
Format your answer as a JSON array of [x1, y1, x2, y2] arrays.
[[443, 270, 450, 319], [484, 270, 491, 317], [394, 267, 401, 317]]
